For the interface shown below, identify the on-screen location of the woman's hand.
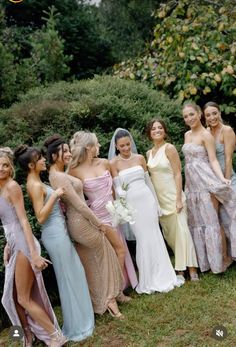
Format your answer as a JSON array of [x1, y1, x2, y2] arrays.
[[31, 253, 52, 271], [99, 224, 115, 235], [3, 243, 10, 266], [54, 187, 65, 198], [176, 199, 183, 213], [222, 178, 231, 185]]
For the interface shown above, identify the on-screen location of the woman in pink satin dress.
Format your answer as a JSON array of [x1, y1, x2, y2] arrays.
[[68, 131, 138, 297]]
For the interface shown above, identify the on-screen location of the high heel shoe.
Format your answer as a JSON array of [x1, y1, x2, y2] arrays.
[[107, 299, 124, 320], [116, 292, 132, 303], [49, 329, 67, 347]]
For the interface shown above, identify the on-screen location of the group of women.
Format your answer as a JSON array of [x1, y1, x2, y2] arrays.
[[0, 101, 236, 346]]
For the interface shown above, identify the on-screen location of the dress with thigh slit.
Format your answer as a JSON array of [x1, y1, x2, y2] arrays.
[[49, 172, 124, 314], [182, 143, 236, 273], [0, 195, 59, 346], [83, 170, 138, 289]]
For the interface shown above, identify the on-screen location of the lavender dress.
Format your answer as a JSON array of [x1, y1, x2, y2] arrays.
[[83, 170, 138, 289], [182, 144, 236, 273], [0, 195, 59, 346]]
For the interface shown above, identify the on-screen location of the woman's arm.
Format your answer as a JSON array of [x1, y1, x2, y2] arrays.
[[109, 159, 119, 178], [3, 243, 10, 266], [28, 182, 64, 224], [203, 132, 230, 183], [50, 172, 102, 228], [140, 155, 148, 171], [165, 144, 183, 213], [8, 181, 49, 269], [223, 126, 236, 179]]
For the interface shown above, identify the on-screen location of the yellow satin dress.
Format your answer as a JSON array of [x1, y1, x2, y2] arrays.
[[147, 144, 198, 271]]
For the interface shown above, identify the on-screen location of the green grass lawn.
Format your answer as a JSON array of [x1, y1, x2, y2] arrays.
[[1, 264, 236, 347]]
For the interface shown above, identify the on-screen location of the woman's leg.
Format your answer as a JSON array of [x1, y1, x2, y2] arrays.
[[210, 195, 231, 266], [103, 230, 131, 301], [104, 228, 126, 272], [15, 251, 55, 334], [13, 283, 34, 345]]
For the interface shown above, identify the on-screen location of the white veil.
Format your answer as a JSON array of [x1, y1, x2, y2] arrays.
[[108, 128, 138, 160]]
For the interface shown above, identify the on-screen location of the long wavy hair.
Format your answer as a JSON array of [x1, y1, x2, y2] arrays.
[[69, 131, 97, 168]]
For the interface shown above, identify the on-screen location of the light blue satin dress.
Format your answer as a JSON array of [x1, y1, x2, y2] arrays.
[[41, 185, 94, 342], [216, 142, 236, 189]]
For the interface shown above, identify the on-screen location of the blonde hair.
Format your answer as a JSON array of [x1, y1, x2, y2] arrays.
[[70, 131, 97, 168], [0, 147, 15, 178]]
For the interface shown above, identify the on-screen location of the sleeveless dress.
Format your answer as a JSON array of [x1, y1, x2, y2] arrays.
[[0, 195, 59, 346], [182, 143, 236, 273], [49, 172, 124, 314], [147, 144, 198, 271], [83, 170, 138, 289], [215, 143, 236, 189], [41, 185, 94, 341], [116, 165, 184, 294]]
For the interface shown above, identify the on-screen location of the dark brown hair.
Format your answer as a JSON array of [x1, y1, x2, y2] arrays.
[[203, 101, 221, 113], [14, 145, 42, 172], [146, 118, 168, 141], [44, 134, 66, 165]]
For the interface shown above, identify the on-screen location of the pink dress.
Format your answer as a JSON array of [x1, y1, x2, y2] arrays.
[[83, 170, 138, 289], [182, 143, 236, 273], [0, 195, 59, 346]]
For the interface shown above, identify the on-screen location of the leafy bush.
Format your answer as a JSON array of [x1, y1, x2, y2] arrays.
[[0, 75, 183, 151], [113, 0, 236, 116]]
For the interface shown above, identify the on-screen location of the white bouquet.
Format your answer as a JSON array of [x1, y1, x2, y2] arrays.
[[106, 198, 136, 227], [106, 183, 136, 227]]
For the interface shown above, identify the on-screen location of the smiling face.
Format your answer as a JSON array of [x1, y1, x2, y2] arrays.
[[116, 136, 132, 157], [183, 105, 201, 129], [150, 121, 166, 142], [34, 155, 46, 172], [58, 144, 72, 166], [204, 106, 221, 128], [0, 157, 13, 181]]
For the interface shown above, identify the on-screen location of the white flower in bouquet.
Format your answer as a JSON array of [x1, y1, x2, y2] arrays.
[[106, 183, 136, 227]]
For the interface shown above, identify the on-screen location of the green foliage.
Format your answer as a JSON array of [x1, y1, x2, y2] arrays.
[[0, 76, 182, 152], [0, 5, 71, 107], [98, 0, 161, 61], [30, 6, 71, 83], [114, 0, 236, 115]]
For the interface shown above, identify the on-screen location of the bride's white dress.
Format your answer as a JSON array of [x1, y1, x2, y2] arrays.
[[118, 165, 184, 294]]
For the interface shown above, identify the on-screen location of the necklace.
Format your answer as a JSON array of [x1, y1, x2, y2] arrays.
[[118, 153, 133, 161]]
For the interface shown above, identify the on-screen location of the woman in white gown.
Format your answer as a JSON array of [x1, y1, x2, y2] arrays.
[[109, 128, 184, 294]]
